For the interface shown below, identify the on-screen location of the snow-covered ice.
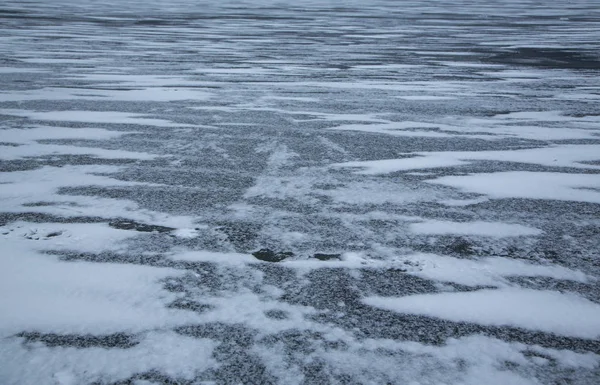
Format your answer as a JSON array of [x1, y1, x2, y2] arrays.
[[1, 0, 600, 384]]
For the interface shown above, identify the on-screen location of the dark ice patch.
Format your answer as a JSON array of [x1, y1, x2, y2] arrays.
[[176, 323, 276, 384], [53, 250, 166, 266], [257, 330, 354, 384], [486, 47, 600, 70], [445, 237, 475, 256], [252, 248, 294, 262], [108, 219, 175, 233], [264, 309, 289, 320], [358, 268, 439, 297], [313, 252, 341, 261], [168, 298, 214, 313], [98, 370, 199, 385], [0, 212, 107, 227], [208, 347, 276, 385], [507, 276, 600, 304], [176, 322, 256, 347], [22, 229, 64, 240], [215, 221, 260, 249], [16, 331, 139, 349]]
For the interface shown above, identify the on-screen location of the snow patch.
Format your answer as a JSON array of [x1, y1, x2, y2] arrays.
[[333, 145, 600, 175], [0, 238, 201, 338], [1, 109, 190, 127], [410, 220, 542, 237], [428, 171, 600, 204], [407, 253, 588, 287], [0, 331, 216, 385], [169, 250, 254, 265], [364, 288, 600, 338], [0, 165, 196, 228]]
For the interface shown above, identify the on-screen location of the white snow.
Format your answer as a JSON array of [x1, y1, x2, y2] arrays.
[[0, 331, 216, 385], [323, 179, 443, 205], [0, 126, 156, 160], [0, 87, 212, 102], [3, 3, 600, 384], [194, 67, 276, 74], [1, 127, 128, 143], [0, 222, 137, 253], [1, 109, 190, 127], [410, 220, 542, 237], [397, 95, 456, 100], [364, 288, 600, 338], [0, 237, 201, 338], [335, 156, 466, 174], [333, 144, 600, 175], [0, 67, 49, 73], [171, 228, 203, 239], [276, 80, 470, 93], [529, 345, 599, 369], [407, 253, 589, 287], [326, 121, 455, 138], [493, 110, 600, 122], [169, 250, 254, 265], [320, 109, 599, 141], [278, 249, 589, 287], [257, 332, 600, 385], [18, 58, 106, 64], [0, 164, 196, 228], [0, 143, 156, 161], [61, 73, 209, 87], [438, 197, 489, 206], [434, 61, 500, 68], [195, 291, 322, 335], [0, 165, 141, 209], [428, 171, 600, 204]]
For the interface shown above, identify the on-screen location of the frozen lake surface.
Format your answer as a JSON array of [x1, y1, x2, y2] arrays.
[[1, 1, 600, 384]]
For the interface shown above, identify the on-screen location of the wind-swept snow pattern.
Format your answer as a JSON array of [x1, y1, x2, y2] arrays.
[[1, 0, 600, 384], [364, 288, 600, 339]]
